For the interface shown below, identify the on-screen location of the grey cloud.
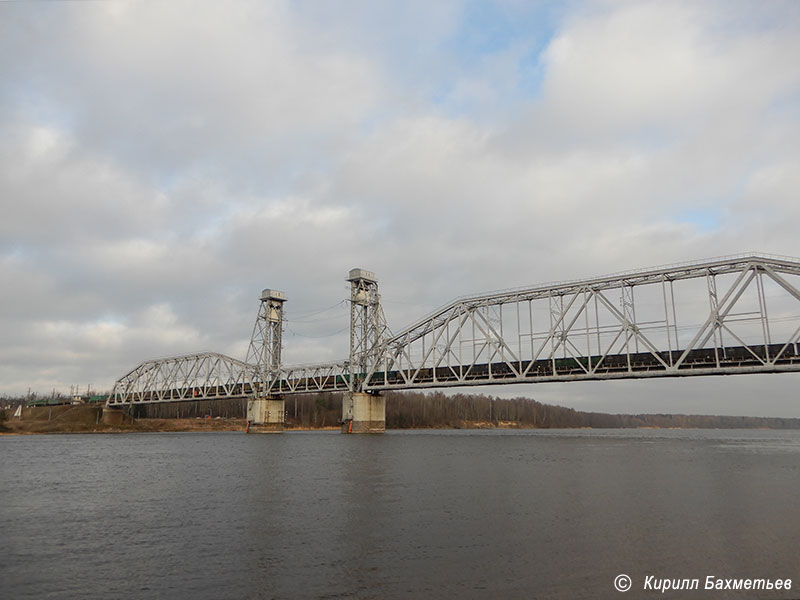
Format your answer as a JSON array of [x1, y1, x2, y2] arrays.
[[1, 0, 798, 417]]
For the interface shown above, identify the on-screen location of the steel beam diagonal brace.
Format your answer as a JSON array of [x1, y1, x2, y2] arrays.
[[524, 290, 586, 375], [675, 267, 757, 368], [595, 290, 671, 370], [470, 307, 521, 376]]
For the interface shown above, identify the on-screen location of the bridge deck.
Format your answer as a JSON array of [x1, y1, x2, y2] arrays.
[[363, 342, 800, 390]]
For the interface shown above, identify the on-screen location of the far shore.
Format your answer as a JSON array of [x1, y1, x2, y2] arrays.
[[5, 400, 800, 435], [0, 418, 545, 435], [1, 417, 789, 435]]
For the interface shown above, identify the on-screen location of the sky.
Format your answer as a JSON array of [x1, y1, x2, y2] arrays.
[[1, 0, 799, 416]]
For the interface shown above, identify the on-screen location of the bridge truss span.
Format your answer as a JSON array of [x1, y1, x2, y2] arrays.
[[267, 360, 352, 395], [108, 352, 261, 406], [363, 255, 800, 390]]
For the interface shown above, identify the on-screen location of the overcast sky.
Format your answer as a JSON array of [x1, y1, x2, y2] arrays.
[[1, 0, 798, 415]]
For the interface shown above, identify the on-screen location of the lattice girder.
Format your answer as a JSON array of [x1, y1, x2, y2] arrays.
[[108, 352, 260, 405], [364, 254, 800, 390]]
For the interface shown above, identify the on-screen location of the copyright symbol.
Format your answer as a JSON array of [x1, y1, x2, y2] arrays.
[[614, 574, 632, 593]]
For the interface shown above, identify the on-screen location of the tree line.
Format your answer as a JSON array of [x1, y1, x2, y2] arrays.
[[123, 390, 800, 429]]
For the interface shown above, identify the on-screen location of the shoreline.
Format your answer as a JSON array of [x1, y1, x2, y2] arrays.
[[1, 418, 791, 435], [3, 403, 798, 435]]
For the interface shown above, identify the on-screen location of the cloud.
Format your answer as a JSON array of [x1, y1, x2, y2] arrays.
[[1, 0, 798, 416], [1, 0, 383, 188], [537, 1, 800, 133]]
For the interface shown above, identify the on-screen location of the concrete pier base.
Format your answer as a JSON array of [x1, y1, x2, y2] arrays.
[[101, 406, 127, 426], [246, 397, 285, 433], [342, 392, 385, 434]]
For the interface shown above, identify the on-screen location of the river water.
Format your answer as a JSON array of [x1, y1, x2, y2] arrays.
[[2, 429, 799, 599]]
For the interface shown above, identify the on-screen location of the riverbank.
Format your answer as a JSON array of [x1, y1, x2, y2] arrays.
[[4, 401, 800, 434], [0, 404, 246, 434], [0, 403, 532, 435], [0, 415, 534, 435]]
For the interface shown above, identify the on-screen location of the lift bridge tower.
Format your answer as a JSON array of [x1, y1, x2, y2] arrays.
[[343, 268, 389, 433], [245, 288, 287, 432]]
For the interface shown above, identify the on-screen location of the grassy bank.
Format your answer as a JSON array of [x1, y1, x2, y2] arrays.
[[1, 404, 247, 434], [4, 392, 800, 434]]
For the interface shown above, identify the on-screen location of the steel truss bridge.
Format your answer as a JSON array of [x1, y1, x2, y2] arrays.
[[108, 254, 800, 406]]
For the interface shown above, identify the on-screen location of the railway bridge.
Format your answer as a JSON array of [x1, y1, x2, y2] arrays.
[[106, 253, 800, 432]]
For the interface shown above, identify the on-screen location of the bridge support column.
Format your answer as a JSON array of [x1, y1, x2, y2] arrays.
[[246, 397, 285, 433], [101, 406, 128, 426], [342, 392, 385, 434]]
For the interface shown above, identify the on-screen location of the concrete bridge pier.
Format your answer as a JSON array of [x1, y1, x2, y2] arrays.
[[101, 406, 129, 425], [342, 392, 385, 434], [246, 397, 285, 433]]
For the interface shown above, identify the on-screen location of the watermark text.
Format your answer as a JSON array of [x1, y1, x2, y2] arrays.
[[615, 574, 792, 594]]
